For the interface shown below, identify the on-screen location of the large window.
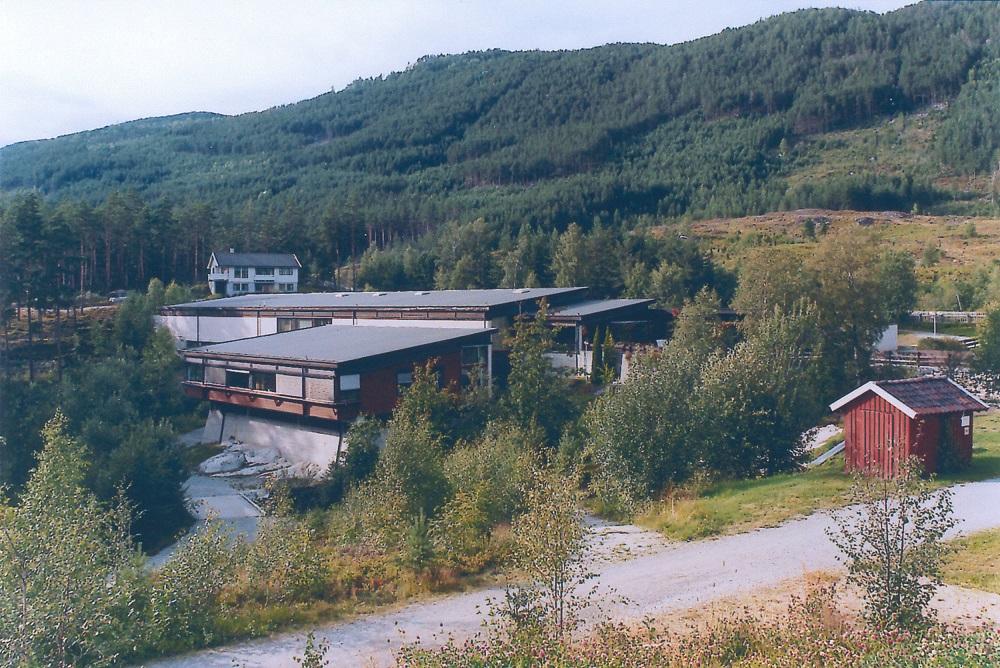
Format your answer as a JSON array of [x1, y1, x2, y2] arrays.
[[255, 267, 274, 276], [234, 266, 249, 279], [338, 373, 361, 403], [225, 369, 250, 388], [279, 267, 294, 276], [185, 363, 204, 382], [250, 371, 276, 392]]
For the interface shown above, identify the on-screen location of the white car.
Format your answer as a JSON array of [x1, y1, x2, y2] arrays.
[[108, 290, 129, 303]]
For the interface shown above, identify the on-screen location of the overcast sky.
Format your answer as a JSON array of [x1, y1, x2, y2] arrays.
[[1, 0, 915, 148]]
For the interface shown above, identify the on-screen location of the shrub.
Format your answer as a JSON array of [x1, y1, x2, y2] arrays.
[[828, 457, 956, 630]]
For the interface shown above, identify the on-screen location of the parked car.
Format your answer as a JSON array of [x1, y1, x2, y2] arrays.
[[108, 290, 129, 303]]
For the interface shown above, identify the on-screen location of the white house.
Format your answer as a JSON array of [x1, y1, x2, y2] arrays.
[[207, 249, 301, 296]]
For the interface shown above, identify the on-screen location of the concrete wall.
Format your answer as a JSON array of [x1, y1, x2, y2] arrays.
[[204, 407, 344, 472]]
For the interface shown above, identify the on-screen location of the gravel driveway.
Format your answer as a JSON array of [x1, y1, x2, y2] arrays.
[[144, 476, 1000, 668]]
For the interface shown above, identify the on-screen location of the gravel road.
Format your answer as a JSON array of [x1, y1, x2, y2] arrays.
[[144, 476, 1000, 668]]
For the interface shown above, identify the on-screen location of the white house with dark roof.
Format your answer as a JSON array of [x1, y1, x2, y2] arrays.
[[207, 249, 302, 296]]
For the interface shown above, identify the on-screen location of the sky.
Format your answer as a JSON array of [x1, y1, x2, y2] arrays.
[[1, 0, 916, 148]]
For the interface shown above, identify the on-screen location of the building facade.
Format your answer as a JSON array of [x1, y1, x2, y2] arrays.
[[207, 250, 301, 296], [182, 325, 494, 470], [830, 376, 988, 476]]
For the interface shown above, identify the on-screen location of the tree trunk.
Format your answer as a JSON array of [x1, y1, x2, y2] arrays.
[[26, 304, 34, 382], [55, 303, 62, 381]]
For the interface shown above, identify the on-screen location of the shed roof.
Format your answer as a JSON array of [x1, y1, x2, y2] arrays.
[[184, 324, 493, 367], [169, 287, 584, 311], [210, 251, 301, 268], [830, 376, 989, 419], [548, 298, 655, 321]]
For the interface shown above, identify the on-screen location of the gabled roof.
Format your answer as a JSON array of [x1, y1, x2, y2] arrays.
[[830, 376, 989, 418], [209, 251, 301, 269]]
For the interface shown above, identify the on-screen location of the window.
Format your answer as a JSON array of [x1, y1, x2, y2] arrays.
[[313, 318, 331, 327], [277, 318, 296, 333], [250, 371, 276, 392], [255, 267, 274, 276], [185, 363, 204, 382], [279, 267, 294, 276], [338, 373, 361, 403], [234, 266, 249, 279], [278, 283, 296, 292], [225, 369, 250, 388], [233, 282, 249, 293], [396, 369, 413, 395]]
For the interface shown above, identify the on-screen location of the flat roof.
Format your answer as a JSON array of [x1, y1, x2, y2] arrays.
[[549, 298, 655, 319], [185, 325, 494, 366], [168, 287, 584, 311]]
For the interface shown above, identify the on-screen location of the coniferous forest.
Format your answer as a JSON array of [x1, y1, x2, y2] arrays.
[[1, 2, 999, 295]]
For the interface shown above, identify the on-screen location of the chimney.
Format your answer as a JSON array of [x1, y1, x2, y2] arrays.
[[229, 247, 235, 254]]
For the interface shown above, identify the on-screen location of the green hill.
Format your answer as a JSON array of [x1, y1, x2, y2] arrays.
[[1, 2, 998, 292]]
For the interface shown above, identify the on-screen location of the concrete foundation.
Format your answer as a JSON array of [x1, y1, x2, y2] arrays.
[[203, 408, 345, 474]]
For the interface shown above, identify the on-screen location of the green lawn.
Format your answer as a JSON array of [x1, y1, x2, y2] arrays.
[[638, 412, 1000, 541], [943, 528, 1000, 595]]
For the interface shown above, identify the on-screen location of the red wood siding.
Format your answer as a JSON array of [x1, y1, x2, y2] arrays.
[[841, 393, 976, 476], [358, 350, 463, 417], [843, 393, 912, 476]]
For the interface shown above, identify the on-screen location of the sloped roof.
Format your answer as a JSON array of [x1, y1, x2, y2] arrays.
[[830, 376, 989, 418], [185, 324, 494, 366], [210, 251, 301, 268]]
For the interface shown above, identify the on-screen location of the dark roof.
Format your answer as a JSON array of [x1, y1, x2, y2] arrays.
[[184, 324, 493, 366], [168, 287, 584, 311], [830, 376, 989, 417], [210, 251, 301, 268], [548, 299, 655, 320]]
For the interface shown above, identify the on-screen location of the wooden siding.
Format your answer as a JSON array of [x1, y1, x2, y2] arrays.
[[841, 392, 976, 476]]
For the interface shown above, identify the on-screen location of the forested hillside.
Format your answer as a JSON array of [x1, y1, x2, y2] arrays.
[[1, 1, 998, 292]]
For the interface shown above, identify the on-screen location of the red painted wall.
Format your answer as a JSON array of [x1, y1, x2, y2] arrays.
[[358, 350, 463, 417], [842, 392, 975, 476]]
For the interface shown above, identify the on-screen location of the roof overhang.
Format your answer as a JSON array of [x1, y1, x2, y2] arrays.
[[830, 381, 918, 418], [830, 378, 990, 418]]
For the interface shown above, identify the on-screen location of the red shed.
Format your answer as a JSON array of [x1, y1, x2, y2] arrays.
[[829, 377, 988, 476]]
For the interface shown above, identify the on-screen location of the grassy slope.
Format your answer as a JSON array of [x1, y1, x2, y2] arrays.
[[638, 411, 1000, 541], [943, 528, 1000, 595]]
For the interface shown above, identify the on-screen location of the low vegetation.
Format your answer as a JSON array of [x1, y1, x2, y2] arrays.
[[399, 463, 1000, 666], [943, 529, 1000, 596]]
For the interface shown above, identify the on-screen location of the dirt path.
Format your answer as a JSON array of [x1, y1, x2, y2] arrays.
[[144, 477, 1000, 668]]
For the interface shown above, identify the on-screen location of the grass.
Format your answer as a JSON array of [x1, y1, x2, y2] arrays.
[[943, 528, 1000, 595], [639, 411, 1000, 541], [637, 455, 853, 540]]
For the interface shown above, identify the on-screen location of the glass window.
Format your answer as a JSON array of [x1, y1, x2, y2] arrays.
[[250, 371, 276, 392], [313, 318, 331, 327], [338, 373, 361, 403], [234, 266, 249, 279], [279, 267, 294, 275], [225, 369, 250, 388], [462, 345, 488, 366], [255, 267, 274, 276], [396, 369, 413, 395], [277, 318, 296, 333], [185, 363, 204, 382]]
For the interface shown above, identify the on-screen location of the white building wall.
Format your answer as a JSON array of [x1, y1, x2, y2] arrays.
[[157, 313, 487, 346], [876, 324, 899, 352]]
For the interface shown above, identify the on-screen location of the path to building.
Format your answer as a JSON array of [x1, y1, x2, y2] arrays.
[[144, 476, 1000, 668], [148, 475, 262, 568]]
